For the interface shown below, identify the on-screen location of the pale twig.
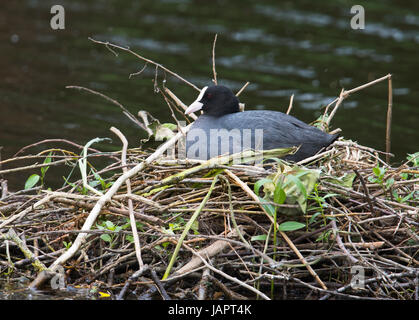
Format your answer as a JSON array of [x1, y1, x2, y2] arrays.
[[129, 62, 148, 79], [330, 219, 359, 264], [160, 89, 185, 136], [89, 37, 200, 92], [325, 74, 392, 126], [326, 88, 345, 126], [236, 82, 250, 97], [343, 74, 392, 97], [110, 127, 144, 270], [164, 87, 197, 120], [173, 228, 241, 276], [286, 94, 294, 115], [66, 85, 148, 132], [386, 75, 393, 163], [212, 34, 218, 85], [78, 138, 110, 197], [12, 138, 104, 158]]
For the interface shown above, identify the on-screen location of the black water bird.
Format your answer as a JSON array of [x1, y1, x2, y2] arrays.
[[184, 85, 338, 162]]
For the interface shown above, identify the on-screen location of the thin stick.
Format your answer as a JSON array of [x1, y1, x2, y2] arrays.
[[326, 89, 345, 126], [164, 87, 197, 120], [89, 37, 200, 92], [66, 85, 148, 132], [236, 82, 250, 97], [326, 74, 392, 126], [286, 94, 294, 115], [386, 75, 393, 163], [110, 127, 144, 270], [212, 34, 218, 85], [343, 74, 392, 97], [330, 219, 358, 264], [354, 169, 376, 216]]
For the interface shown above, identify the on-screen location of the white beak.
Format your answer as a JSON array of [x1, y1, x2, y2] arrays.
[[185, 86, 208, 115]]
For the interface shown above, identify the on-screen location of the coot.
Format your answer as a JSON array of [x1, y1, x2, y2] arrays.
[[184, 85, 338, 162]]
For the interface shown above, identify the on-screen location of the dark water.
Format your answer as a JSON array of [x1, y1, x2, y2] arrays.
[[1, 0, 419, 190]]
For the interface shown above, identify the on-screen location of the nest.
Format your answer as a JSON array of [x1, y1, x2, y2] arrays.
[[1, 136, 418, 300], [0, 38, 418, 300]]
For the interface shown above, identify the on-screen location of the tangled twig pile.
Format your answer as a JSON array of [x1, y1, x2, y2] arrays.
[[0, 38, 418, 300]]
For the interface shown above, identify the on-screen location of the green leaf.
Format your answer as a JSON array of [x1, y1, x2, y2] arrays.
[[278, 221, 305, 232], [259, 197, 276, 216], [161, 123, 177, 131], [251, 234, 268, 241], [309, 212, 322, 224], [41, 153, 52, 177], [100, 234, 112, 243], [25, 174, 40, 189], [274, 184, 286, 204], [105, 220, 115, 230], [385, 177, 395, 189], [284, 175, 307, 199], [254, 178, 272, 196]]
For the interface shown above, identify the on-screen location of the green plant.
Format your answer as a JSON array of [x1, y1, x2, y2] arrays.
[[392, 190, 415, 204], [97, 220, 123, 248], [118, 218, 144, 243], [368, 164, 394, 191], [24, 152, 52, 189], [91, 170, 114, 191], [63, 241, 72, 250], [307, 183, 338, 226]]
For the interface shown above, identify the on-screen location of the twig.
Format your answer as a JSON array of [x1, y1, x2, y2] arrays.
[[116, 266, 149, 300], [354, 169, 376, 215], [330, 219, 358, 264], [326, 74, 392, 126], [89, 37, 200, 92], [111, 127, 144, 270], [66, 85, 148, 132], [212, 34, 218, 85], [386, 75, 393, 163], [164, 87, 197, 120], [151, 269, 171, 300], [173, 228, 241, 277], [236, 82, 250, 97], [286, 94, 294, 115], [198, 267, 211, 300]]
